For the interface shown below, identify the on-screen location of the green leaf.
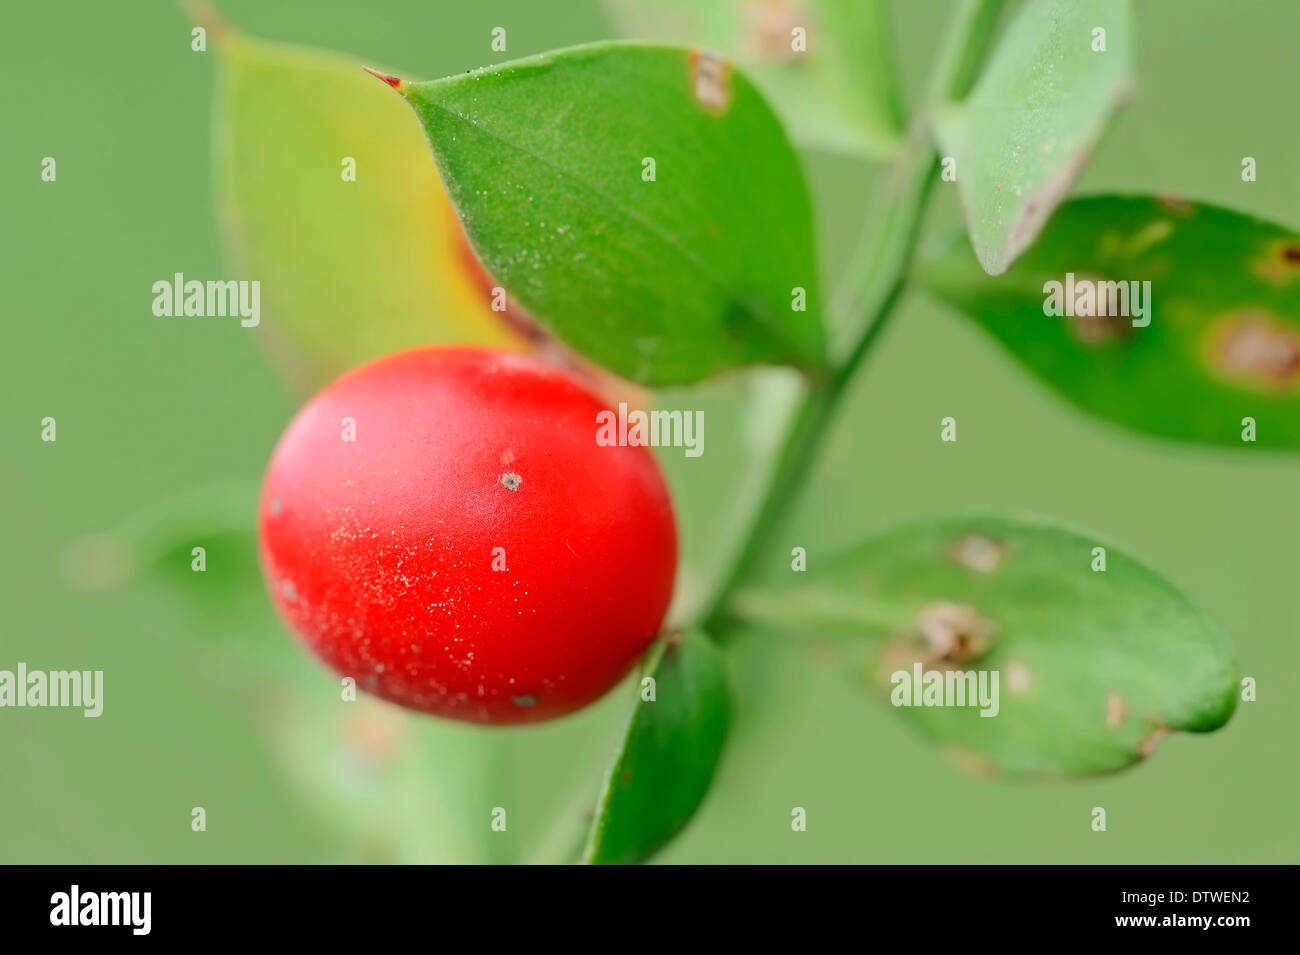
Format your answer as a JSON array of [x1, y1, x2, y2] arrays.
[[212, 27, 518, 392], [393, 42, 827, 385], [917, 195, 1300, 447], [933, 0, 1135, 275], [583, 630, 730, 864], [603, 0, 905, 159], [741, 516, 1237, 777]]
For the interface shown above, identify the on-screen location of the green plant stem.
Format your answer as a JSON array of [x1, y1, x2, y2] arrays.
[[700, 0, 1005, 637], [833, 0, 1005, 361]]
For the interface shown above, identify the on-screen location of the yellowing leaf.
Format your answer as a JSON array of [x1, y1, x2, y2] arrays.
[[211, 27, 519, 391]]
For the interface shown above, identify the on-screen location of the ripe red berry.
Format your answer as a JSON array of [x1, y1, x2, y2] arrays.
[[258, 347, 677, 724]]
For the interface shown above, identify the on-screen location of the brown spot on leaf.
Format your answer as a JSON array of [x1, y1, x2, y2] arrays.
[[1058, 271, 1135, 346], [873, 602, 995, 688], [1205, 309, 1300, 391], [949, 534, 1006, 573], [690, 49, 732, 113], [1251, 238, 1300, 285], [1105, 690, 1126, 729], [918, 601, 993, 664], [1071, 311, 1133, 345]]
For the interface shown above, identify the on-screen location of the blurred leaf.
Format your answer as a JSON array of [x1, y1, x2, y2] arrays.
[[604, 0, 904, 159], [933, 0, 1134, 275], [583, 630, 730, 863], [917, 195, 1300, 447], [68, 481, 279, 646], [395, 42, 827, 385], [261, 685, 510, 863], [264, 676, 636, 864], [740, 516, 1236, 777], [212, 27, 518, 392], [148, 529, 264, 626]]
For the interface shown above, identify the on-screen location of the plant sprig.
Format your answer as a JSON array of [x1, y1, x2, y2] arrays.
[[181, 0, 1298, 863]]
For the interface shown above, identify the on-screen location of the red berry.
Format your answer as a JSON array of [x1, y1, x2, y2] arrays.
[[258, 347, 677, 724]]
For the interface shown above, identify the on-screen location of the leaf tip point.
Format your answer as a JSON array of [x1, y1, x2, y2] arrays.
[[362, 66, 407, 92]]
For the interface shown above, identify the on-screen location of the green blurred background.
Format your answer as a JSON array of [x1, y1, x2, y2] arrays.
[[3, 0, 1297, 863]]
